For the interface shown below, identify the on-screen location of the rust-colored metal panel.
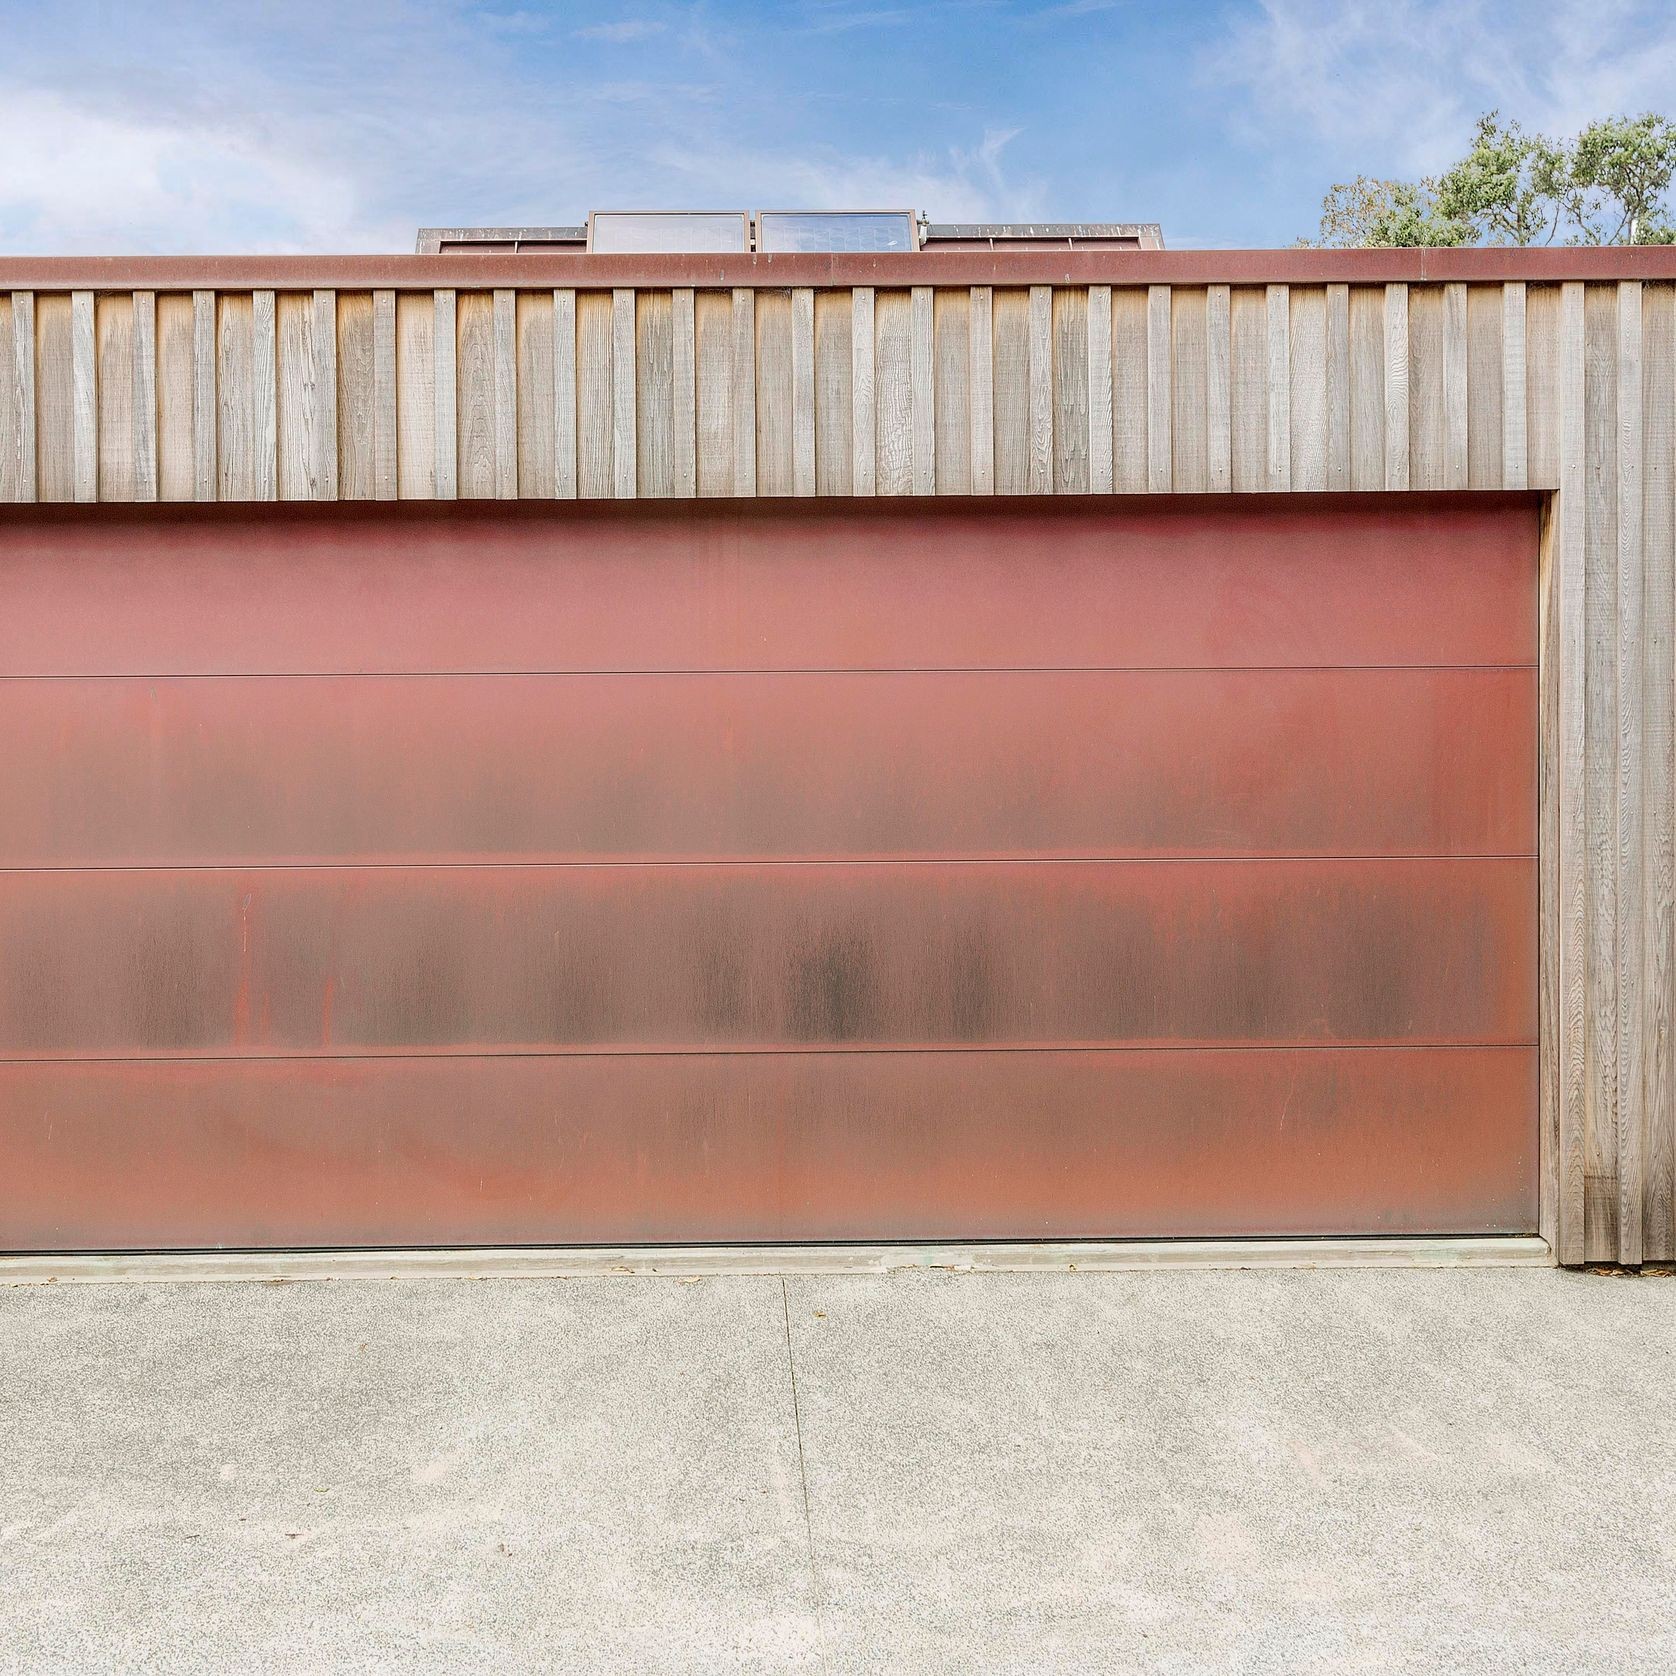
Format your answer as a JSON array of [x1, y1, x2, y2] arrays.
[[0, 496, 1538, 677], [0, 859, 1536, 1057], [0, 1047, 1538, 1249], [0, 668, 1536, 866]]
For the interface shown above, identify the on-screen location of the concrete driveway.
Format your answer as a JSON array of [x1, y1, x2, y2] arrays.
[[1, 1265, 1672, 1675]]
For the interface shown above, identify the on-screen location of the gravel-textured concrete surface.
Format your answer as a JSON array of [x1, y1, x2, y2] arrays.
[[1, 1267, 1672, 1674]]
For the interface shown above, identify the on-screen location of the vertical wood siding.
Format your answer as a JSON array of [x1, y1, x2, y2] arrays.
[[0, 277, 1669, 1267]]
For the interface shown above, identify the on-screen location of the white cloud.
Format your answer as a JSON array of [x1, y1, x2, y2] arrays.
[[1205, 0, 1676, 177], [575, 19, 669, 42]]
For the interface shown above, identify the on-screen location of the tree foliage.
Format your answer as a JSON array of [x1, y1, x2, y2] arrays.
[[1303, 112, 1676, 248]]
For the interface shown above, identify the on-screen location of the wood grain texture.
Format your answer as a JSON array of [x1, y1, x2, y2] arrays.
[[792, 286, 816, 497], [611, 288, 635, 499], [695, 289, 732, 498], [1641, 281, 1676, 1260], [1088, 285, 1114, 493], [1265, 284, 1290, 491], [494, 289, 518, 500], [1229, 287, 1266, 493], [432, 289, 457, 499], [992, 289, 1029, 496], [1503, 282, 1528, 490], [34, 295, 74, 503], [576, 290, 612, 500], [1052, 285, 1089, 494], [334, 292, 373, 502], [515, 292, 555, 499], [191, 289, 215, 502], [1325, 283, 1350, 492], [1615, 280, 1644, 1264], [6, 293, 34, 501], [1466, 284, 1503, 490], [1348, 286, 1384, 491], [967, 285, 995, 495], [1028, 284, 1053, 495], [634, 289, 674, 499], [911, 285, 935, 495], [1526, 284, 1560, 489], [1556, 280, 1588, 1263], [1203, 285, 1232, 493], [1147, 284, 1171, 493], [669, 288, 696, 498], [1169, 286, 1206, 493], [455, 291, 495, 501], [1288, 287, 1325, 493], [395, 292, 436, 499], [874, 290, 913, 496], [311, 290, 338, 500], [1408, 285, 1444, 493], [813, 289, 852, 497], [1384, 283, 1410, 490], [156, 294, 194, 503], [753, 289, 793, 498], [1443, 281, 1470, 489], [250, 291, 276, 501], [94, 294, 132, 503], [372, 290, 396, 500], [552, 289, 576, 499], [131, 291, 157, 502], [1112, 288, 1148, 494], [731, 288, 755, 497], [70, 291, 95, 502], [933, 287, 970, 495], [215, 292, 255, 502], [849, 286, 875, 497]]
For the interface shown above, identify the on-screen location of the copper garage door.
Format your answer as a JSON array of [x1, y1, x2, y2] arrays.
[[0, 495, 1538, 1249]]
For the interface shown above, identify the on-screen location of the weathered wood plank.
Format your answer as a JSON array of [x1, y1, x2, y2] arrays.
[[992, 288, 1029, 496], [4, 294, 34, 501], [1288, 286, 1326, 492], [850, 286, 876, 497], [813, 289, 852, 496], [611, 287, 635, 499], [395, 291, 435, 499], [875, 290, 913, 497], [792, 286, 816, 497], [1146, 284, 1171, 493], [1616, 280, 1644, 1265], [0, 296, 12, 502], [1229, 287, 1266, 493], [731, 288, 756, 497], [70, 290, 96, 502], [515, 291, 555, 499], [1556, 279, 1588, 1264], [494, 288, 518, 499], [1526, 284, 1560, 489], [1169, 286, 1206, 493], [1265, 284, 1290, 491], [1408, 285, 1444, 492], [1347, 286, 1384, 491], [753, 288, 793, 498], [576, 290, 613, 500], [1325, 282, 1350, 492], [1466, 283, 1503, 489], [553, 289, 576, 499], [432, 288, 457, 499], [34, 295, 74, 503], [94, 294, 133, 503], [1028, 284, 1053, 495], [1111, 288, 1147, 493], [131, 291, 157, 502], [1502, 281, 1528, 490], [968, 285, 994, 494], [671, 288, 697, 498], [1203, 283, 1231, 493], [215, 291, 255, 502], [1384, 282, 1410, 491], [1443, 281, 1470, 488], [1052, 285, 1089, 494], [933, 287, 970, 495], [251, 290, 276, 501], [192, 289, 215, 502], [311, 290, 338, 499], [156, 293, 194, 503], [911, 285, 935, 496], [1641, 280, 1676, 1261], [334, 292, 373, 502], [1088, 284, 1114, 494], [635, 289, 673, 499], [1583, 281, 1620, 1261], [371, 290, 396, 500], [695, 289, 733, 498], [455, 291, 495, 500]]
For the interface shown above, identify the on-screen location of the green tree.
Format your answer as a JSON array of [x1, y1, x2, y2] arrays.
[[1303, 111, 1676, 247]]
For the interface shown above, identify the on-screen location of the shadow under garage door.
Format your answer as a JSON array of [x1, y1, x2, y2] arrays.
[[0, 494, 1539, 1250]]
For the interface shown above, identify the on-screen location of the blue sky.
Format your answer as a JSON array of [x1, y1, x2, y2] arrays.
[[1, 0, 1673, 253]]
